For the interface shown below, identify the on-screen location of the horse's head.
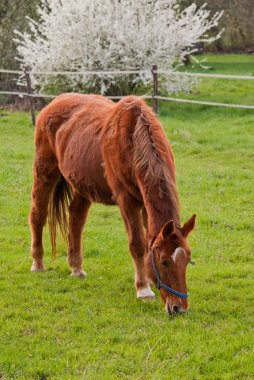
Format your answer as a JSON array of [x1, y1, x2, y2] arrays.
[[145, 215, 196, 315]]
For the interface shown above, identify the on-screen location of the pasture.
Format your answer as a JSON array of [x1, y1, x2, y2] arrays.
[[0, 54, 254, 379]]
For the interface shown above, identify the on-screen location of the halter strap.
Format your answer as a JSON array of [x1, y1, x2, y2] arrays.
[[150, 247, 188, 299]]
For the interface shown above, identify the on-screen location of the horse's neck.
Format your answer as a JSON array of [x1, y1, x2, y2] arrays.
[[143, 188, 180, 244]]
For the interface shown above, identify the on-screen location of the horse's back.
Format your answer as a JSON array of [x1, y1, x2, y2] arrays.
[[37, 93, 113, 135], [34, 93, 114, 159]]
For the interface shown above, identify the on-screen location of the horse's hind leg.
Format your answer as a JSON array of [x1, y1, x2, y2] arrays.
[[68, 193, 91, 277], [29, 162, 60, 272], [117, 194, 155, 300]]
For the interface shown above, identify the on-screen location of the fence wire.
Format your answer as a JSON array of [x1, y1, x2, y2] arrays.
[[1, 68, 254, 111]]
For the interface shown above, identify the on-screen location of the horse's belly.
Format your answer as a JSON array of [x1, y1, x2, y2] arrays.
[[68, 172, 115, 205], [57, 128, 115, 205]]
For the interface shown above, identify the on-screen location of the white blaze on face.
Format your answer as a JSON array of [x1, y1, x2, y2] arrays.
[[172, 247, 186, 263]]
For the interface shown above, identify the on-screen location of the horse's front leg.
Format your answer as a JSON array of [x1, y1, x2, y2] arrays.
[[117, 194, 155, 300], [68, 193, 91, 277]]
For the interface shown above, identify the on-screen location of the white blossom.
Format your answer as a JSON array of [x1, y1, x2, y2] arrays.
[[14, 0, 223, 94]]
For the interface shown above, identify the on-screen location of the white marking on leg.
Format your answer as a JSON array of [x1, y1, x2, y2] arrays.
[[172, 247, 186, 263], [30, 261, 45, 272], [71, 268, 87, 278], [137, 286, 155, 300]]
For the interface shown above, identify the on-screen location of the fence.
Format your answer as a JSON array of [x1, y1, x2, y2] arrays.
[[0, 65, 254, 125]]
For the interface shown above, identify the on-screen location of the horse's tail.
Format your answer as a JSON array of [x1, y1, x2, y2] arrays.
[[48, 175, 73, 260]]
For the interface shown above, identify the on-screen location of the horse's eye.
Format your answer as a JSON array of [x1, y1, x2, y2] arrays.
[[161, 260, 169, 267]]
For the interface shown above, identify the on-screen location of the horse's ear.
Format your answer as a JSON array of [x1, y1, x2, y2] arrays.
[[181, 214, 196, 238], [160, 220, 175, 240]]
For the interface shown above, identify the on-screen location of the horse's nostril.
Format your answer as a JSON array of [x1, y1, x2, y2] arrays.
[[173, 305, 180, 313], [166, 303, 180, 314]]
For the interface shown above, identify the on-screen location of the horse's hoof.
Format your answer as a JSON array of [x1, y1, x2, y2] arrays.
[[71, 269, 87, 278], [137, 287, 156, 301], [30, 263, 46, 272]]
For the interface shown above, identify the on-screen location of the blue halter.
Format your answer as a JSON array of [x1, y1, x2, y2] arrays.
[[150, 247, 189, 299]]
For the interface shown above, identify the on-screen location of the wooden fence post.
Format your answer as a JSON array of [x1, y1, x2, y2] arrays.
[[24, 65, 36, 126], [151, 64, 158, 114]]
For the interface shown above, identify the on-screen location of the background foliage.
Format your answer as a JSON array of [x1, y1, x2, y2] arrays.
[[0, 0, 40, 70], [182, 0, 254, 52], [0, 1, 253, 101], [14, 0, 222, 95], [1, 0, 253, 74]]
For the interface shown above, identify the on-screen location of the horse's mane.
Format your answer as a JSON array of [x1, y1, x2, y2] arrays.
[[116, 97, 180, 223]]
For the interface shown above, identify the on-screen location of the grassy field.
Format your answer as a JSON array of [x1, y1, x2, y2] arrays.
[[0, 54, 254, 379]]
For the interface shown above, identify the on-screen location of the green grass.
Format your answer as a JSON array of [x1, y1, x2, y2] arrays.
[[0, 54, 254, 379], [184, 54, 254, 75], [174, 53, 254, 107]]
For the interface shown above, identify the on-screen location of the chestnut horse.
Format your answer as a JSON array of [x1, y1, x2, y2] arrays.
[[29, 94, 196, 314]]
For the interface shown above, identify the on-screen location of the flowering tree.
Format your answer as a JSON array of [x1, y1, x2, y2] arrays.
[[14, 0, 223, 95]]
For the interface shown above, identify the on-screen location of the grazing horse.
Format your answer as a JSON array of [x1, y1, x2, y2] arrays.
[[29, 94, 196, 314]]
